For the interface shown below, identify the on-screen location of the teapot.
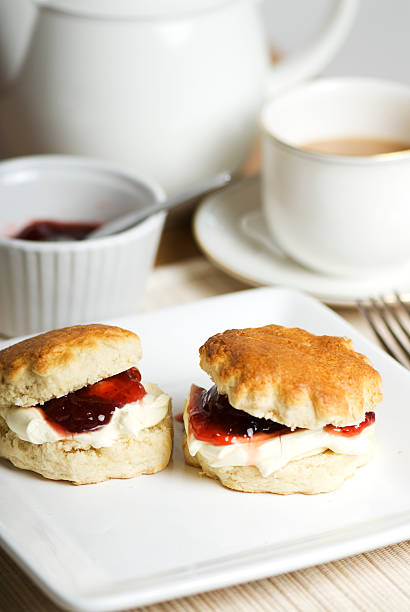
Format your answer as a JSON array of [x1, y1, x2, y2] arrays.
[[0, 0, 357, 194]]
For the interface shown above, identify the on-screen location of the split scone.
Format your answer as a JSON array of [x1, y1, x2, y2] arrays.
[[183, 325, 382, 494], [0, 324, 172, 484]]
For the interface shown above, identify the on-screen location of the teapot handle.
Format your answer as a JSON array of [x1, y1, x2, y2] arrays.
[[265, 0, 358, 98], [0, 0, 39, 91]]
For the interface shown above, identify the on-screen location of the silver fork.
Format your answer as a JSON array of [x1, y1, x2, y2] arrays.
[[357, 293, 410, 367]]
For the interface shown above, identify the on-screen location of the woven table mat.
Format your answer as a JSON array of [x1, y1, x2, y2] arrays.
[[1, 257, 409, 612]]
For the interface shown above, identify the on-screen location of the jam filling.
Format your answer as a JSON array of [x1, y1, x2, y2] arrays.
[[324, 412, 375, 436], [39, 367, 146, 435], [14, 219, 101, 241], [188, 384, 292, 445], [188, 384, 375, 446]]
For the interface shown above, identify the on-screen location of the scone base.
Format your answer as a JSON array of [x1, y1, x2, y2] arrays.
[[183, 435, 373, 495], [0, 405, 172, 485]]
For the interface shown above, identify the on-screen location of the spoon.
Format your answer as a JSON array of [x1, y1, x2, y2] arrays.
[[86, 171, 234, 239]]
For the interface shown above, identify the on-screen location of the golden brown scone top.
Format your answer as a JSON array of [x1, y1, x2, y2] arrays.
[[199, 324, 382, 429], [0, 324, 142, 408]]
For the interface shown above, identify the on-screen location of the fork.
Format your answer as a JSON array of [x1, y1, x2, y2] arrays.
[[357, 293, 410, 367]]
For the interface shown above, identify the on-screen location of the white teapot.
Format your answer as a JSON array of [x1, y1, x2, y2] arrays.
[[0, 0, 357, 194]]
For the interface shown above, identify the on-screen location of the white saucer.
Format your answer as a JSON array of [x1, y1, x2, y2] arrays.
[[193, 177, 410, 306]]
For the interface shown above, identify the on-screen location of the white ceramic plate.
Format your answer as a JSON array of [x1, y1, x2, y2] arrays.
[[1, 287, 410, 612], [193, 177, 410, 306]]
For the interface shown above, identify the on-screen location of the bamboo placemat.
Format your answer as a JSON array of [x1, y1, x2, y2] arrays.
[[1, 257, 409, 612]]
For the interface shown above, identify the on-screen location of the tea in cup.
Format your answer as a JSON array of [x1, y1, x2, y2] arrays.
[[260, 78, 410, 277]]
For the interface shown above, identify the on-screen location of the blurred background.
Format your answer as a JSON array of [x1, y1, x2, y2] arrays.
[[263, 0, 410, 83], [1, 0, 410, 332]]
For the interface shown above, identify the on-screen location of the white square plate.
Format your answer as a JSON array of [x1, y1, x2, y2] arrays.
[[1, 288, 409, 612]]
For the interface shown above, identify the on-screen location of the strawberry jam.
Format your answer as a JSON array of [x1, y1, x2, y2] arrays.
[[14, 219, 101, 241], [188, 384, 292, 445], [188, 385, 376, 445], [40, 367, 146, 435], [324, 412, 375, 437]]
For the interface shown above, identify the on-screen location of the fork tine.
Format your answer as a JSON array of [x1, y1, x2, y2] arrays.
[[395, 292, 410, 317], [357, 300, 399, 361], [379, 295, 410, 342], [369, 298, 410, 363]]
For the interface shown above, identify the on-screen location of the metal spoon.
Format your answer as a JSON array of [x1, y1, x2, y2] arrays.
[[86, 171, 234, 239]]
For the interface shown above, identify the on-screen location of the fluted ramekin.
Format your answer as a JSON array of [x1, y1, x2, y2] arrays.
[[0, 156, 165, 336]]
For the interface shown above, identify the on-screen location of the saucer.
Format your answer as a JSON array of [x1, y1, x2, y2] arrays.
[[193, 177, 410, 306]]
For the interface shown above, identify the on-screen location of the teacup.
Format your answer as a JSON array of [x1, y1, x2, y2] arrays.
[[260, 78, 410, 277]]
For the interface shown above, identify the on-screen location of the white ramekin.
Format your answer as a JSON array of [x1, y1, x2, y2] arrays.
[[0, 156, 165, 336]]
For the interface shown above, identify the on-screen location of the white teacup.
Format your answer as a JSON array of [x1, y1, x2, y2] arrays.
[[261, 78, 410, 277]]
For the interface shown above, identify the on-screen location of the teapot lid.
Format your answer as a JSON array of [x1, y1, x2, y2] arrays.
[[35, 0, 233, 18]]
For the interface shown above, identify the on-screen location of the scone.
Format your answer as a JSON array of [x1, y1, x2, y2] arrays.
[[183, 324, 382, 494], [0, 324, 172, 484]]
